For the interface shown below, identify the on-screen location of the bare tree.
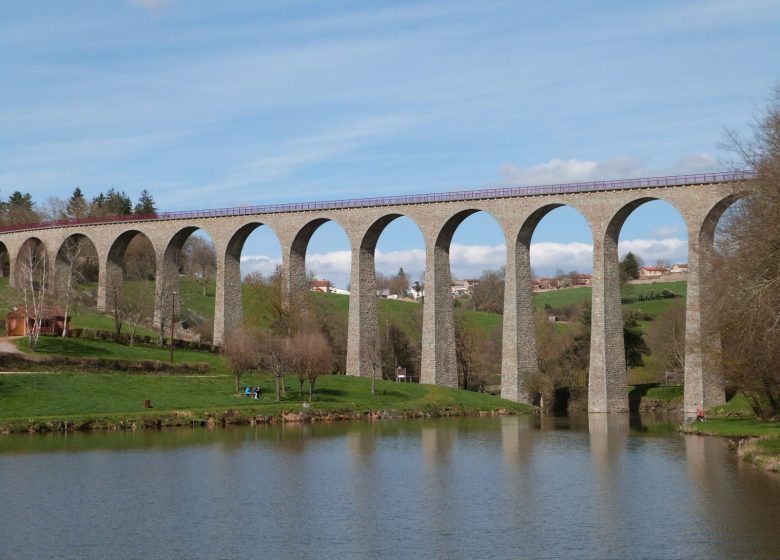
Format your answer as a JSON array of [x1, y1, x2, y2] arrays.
[[224, 327, 260, 392], [57, 237, 84, 337], [261, 333, 294, 401], [455, 314, 479, 391], [16, 242, 48, 350], [293, 327, 332, 400], [40, 196, 68, 222], [647, 300, 685, 381], [472, 268, 505, 314], [123, 282, 153, 347], [366, 328, 382, 395], [106, 270, 126, 341], [183, 235, 216, 296], [714, 85, 780, 418]]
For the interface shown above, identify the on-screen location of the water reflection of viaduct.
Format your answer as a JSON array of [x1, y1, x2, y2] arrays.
[[0, 173, 752, 413]]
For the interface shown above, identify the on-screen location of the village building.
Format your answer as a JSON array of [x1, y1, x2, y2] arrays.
[[669, 263, 688, 274], [451, 278, 479, 296], [639, 266, 668, 279], [6, 304, 71, 337], [570, 273, 592, 286], [309, 279, 331, 293]]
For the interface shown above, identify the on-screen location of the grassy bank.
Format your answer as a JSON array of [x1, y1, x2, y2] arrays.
[[0, 370, 531, 434], [681, 396, 780, 472]]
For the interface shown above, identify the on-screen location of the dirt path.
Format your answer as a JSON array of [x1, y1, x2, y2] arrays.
[[0, 337, 24, 355]]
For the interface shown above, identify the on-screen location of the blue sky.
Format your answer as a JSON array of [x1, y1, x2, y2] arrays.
[[2, 0, 779, 287]]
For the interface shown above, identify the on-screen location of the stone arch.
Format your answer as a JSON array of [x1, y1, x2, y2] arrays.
[[54, 233, 99, 296], [699, 192, 745, 247], [215, 222, 283, 345], [0, 240, 10, 279], [589, 195, 687, 412], [605, 196, 686, 244], [14, 237, 48, 289], [504, 202, 594, 404], [288, 217, 352, 302], [160, 225, 218, 343], [100, 230, 156, 313], [681, 191, 749, 413], [346, 213, 425, 378], [420, 208, 506, 388]]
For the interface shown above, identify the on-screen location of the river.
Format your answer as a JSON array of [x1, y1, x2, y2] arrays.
[[1, 414, 778, 560]]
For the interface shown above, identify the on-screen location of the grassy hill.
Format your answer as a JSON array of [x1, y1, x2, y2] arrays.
[[0, 276, 686, 341]]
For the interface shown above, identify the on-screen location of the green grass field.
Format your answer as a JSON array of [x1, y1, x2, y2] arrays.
[[0, 371, 530, 426], [14, 336, 224, 369]]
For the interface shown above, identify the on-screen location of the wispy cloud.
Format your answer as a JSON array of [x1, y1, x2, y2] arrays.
[[501, 153, 718, 185]]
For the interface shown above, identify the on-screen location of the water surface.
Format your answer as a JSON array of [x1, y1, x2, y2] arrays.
[[1, 414, 778, 560]]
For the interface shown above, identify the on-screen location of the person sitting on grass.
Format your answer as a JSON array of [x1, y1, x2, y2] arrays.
[[244, 386, 252, 397], [254, 387, 262, 400], [696, 407, 705, 422]]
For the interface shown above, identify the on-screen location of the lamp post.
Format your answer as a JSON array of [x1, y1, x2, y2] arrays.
[[170, 290, 178, 364]]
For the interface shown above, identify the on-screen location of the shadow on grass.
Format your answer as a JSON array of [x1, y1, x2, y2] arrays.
[[33, 337, 113, 357], [313, 388, 349, 398]]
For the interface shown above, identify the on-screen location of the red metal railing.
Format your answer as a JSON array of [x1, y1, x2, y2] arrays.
[[0, 171, 755, 234]]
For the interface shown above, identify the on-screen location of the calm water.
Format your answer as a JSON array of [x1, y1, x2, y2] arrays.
[[1, 414, 778, 560]]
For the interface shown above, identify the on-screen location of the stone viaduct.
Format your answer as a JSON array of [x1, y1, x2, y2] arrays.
[[0, 172, 753, 413]]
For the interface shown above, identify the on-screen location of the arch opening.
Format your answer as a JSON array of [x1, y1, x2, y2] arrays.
[[15, 237, 48, 291], [0, 241, 9, 280], [54, 234, 99, 333], [222, 222, 283, 344], [103, 230, 157, 341], [439, 210, 506, 392], [294, 219, 351, 373], [367, 214, 426, 382], [162, 227, 218, 346], [614, 199, 689, 398], [526, 204, 593, 411]]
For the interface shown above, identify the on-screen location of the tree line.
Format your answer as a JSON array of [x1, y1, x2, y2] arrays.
[[0, 187, 158, 226]]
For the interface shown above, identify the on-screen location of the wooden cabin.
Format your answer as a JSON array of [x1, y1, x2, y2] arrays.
[[6, 305, 71, 336]]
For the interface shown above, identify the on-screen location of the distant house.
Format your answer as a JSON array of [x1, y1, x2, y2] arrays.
[[410, 285, 424, 300], [329, 287, 350, 296], [570, 273, 592, 286], [377, 288, 392, 298], [537, 278, 558, 290], [309, 279, 331, 293], [639, 266, 667, 279], [669, 263, 688, 274], [451, 278, 479, 296], [6, 304, 71, 337]]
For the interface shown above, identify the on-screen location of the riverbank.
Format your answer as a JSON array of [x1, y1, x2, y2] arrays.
[[0, 371, 530, 434], [681, 413, 780, 472]]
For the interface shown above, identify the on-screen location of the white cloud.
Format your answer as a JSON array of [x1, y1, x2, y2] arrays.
[[500, 153, 719, 186], [501, 157, 646, 185], [531, 242, 594, 275], [240, 255, 281, 277], [651, 225, 680, 238], [239, 237, 688, 289], [619, 238, 687, 265], [375, 248, 425, 278]]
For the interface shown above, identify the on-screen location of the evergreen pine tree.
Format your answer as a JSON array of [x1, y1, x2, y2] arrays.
[[134, 189, 157, 215], [66, 187, 89, 219]]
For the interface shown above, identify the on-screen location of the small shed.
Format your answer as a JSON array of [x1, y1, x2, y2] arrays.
[[6, 304, 71, 336]]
